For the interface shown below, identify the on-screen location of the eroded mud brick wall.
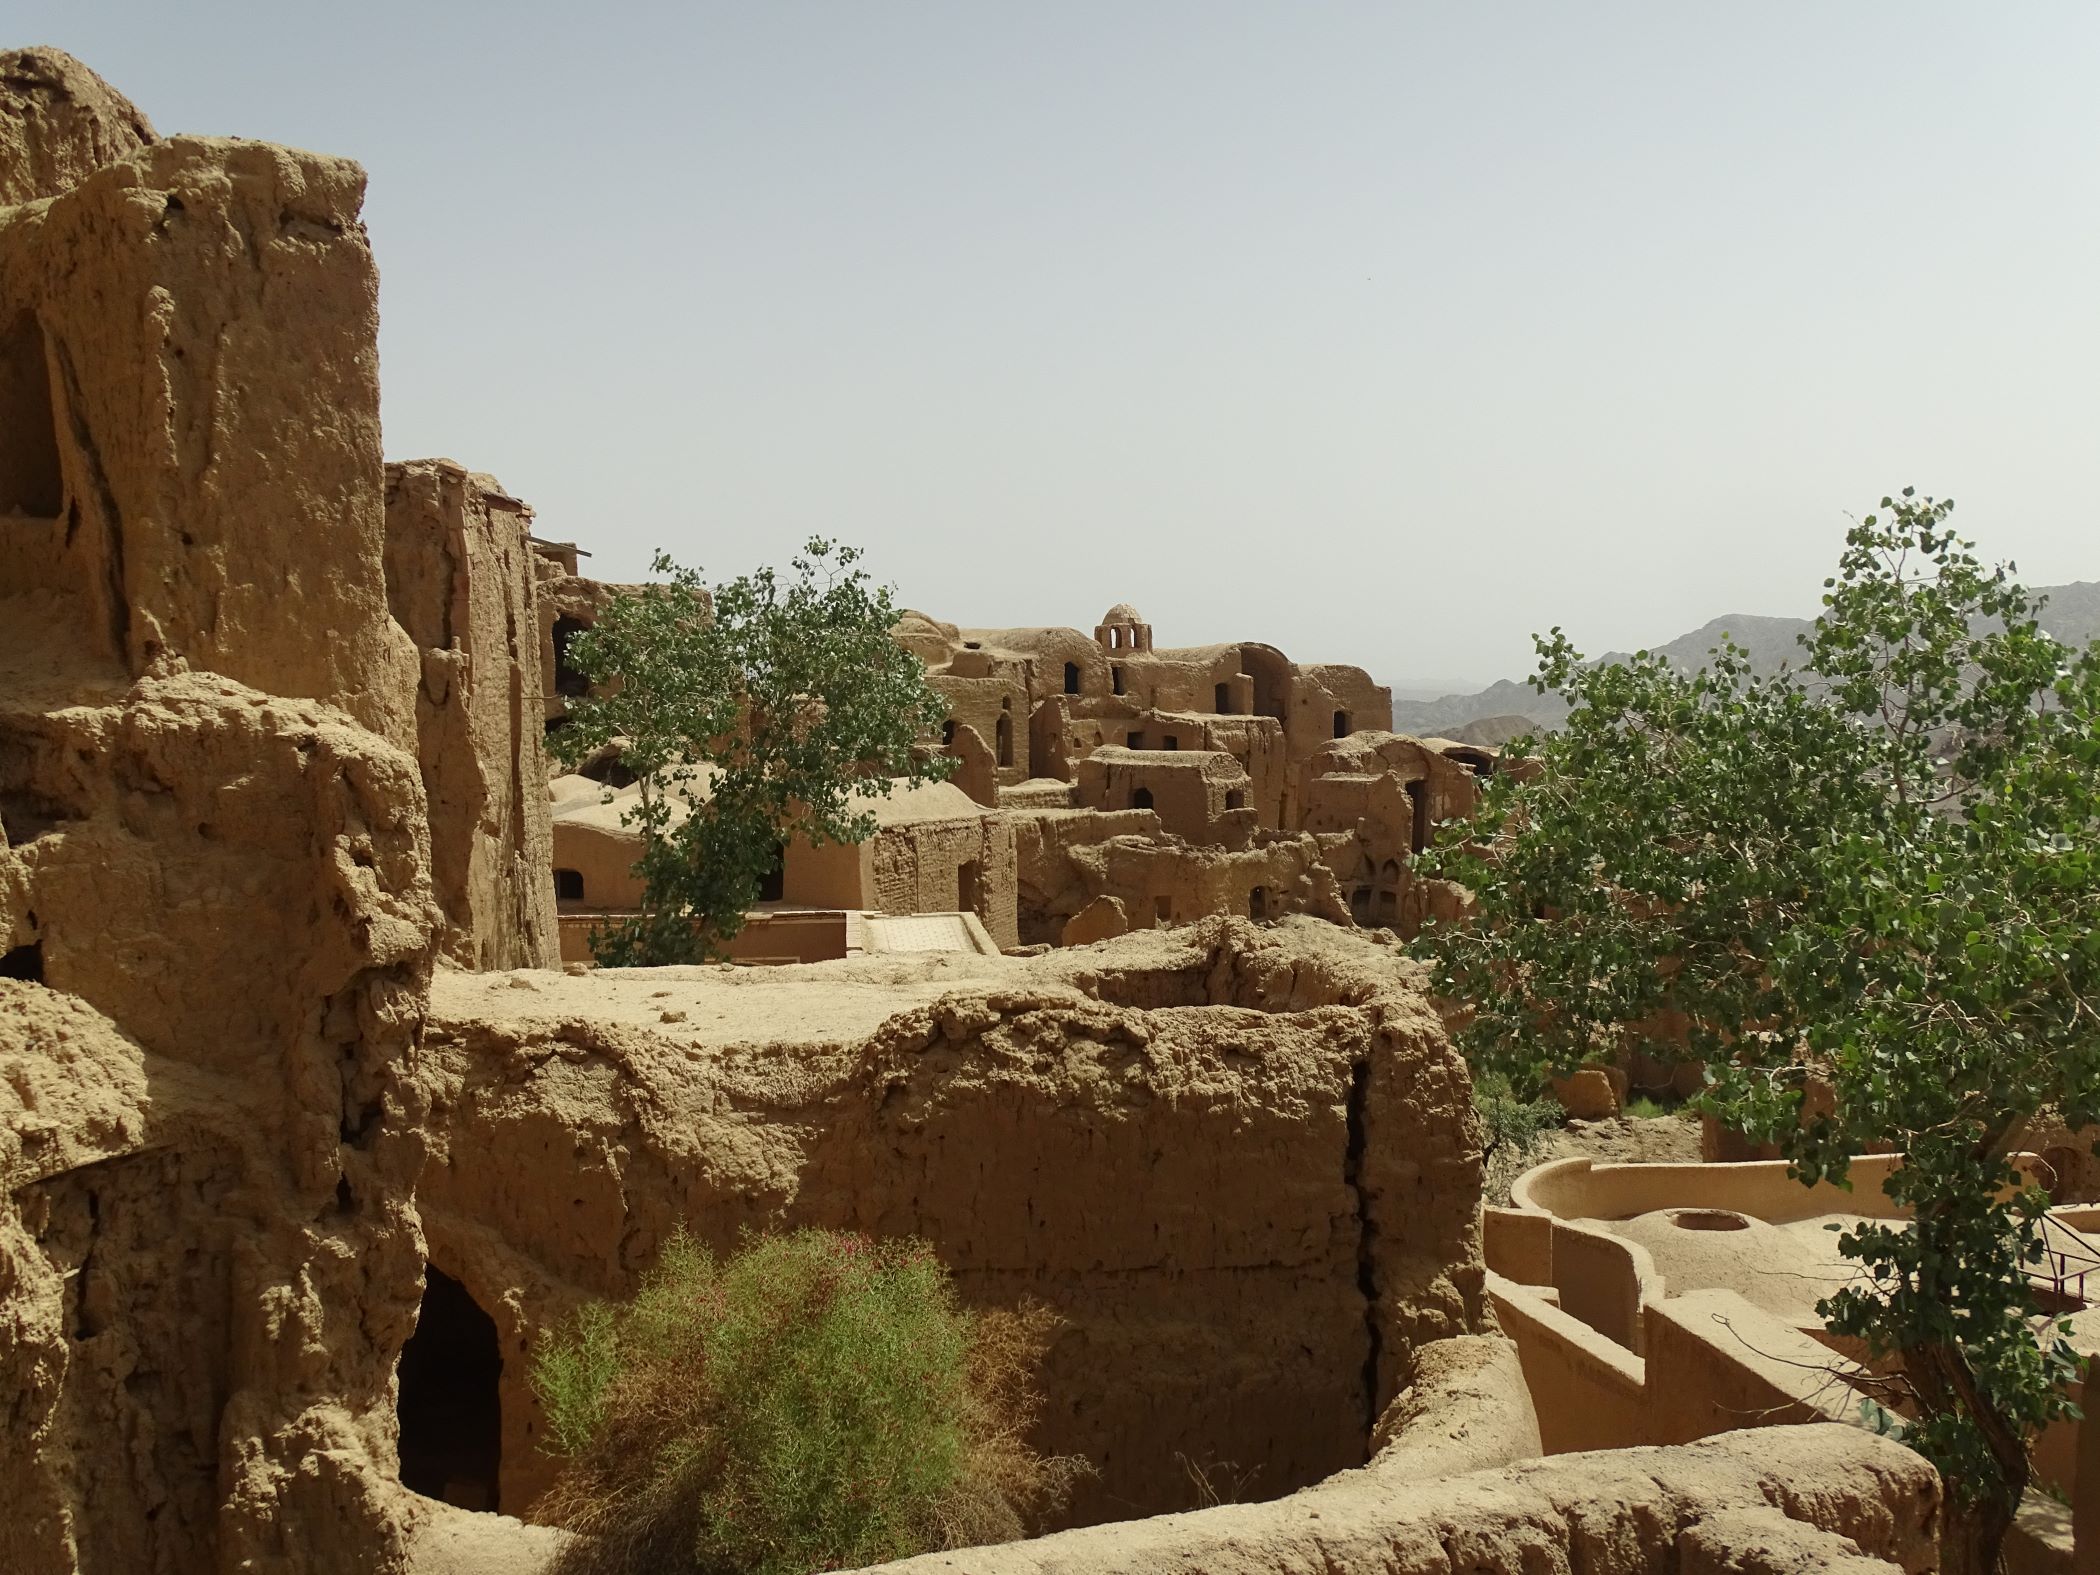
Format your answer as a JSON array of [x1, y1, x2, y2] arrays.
[[0, 108, 417, 751], [2, 54, 444, 1575], [383, 459, 559, 970], [417, 921, 1488, 1528]]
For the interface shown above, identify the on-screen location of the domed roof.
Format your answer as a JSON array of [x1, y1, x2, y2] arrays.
[[1102, 603, 1145, 624]]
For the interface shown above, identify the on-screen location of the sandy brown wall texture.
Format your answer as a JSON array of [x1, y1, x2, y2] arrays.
[[2, 65, 447, 1574], [847, 1423, 1940, 1575], [0, 676, 439, 1575], [0, 125, 418, 751], [383, 459, 558, 970], [415, 919, 1489, 1527], [0, 47, 155, 206]]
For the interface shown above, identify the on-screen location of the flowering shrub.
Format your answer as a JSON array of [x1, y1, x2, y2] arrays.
[[530, 1228, 1082, 1575]]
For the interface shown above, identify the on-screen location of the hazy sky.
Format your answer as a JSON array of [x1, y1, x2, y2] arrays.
[[23, 3, 2100, 689]]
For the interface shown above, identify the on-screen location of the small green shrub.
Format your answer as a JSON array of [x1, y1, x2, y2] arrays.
[[1623, 1094, 1672, 1121], [1475, 1070, 1563, 1202], [530, 1228, 1084, 1575]]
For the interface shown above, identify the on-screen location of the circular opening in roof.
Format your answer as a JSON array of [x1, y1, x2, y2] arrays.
[[1670, 1209, 1753, 1232]]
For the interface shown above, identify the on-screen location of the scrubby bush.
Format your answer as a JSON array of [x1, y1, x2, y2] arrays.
[[1474, 1070, 1562, 1203], [529, 1228, 1083, 1575]]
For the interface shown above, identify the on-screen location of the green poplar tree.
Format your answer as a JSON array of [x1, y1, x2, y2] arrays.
[[553, 540, 951, 966], [1417, 492, 2100, 1573]]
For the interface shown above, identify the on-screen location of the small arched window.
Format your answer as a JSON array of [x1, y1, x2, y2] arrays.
[[1332, 710, 1351, 739], [554, 868, 585, 902], [996, 712, 1014, 768], [941, 720, 957, 745], [1064, 662, 1080, 695], [1132, 786, 1155, 811], [1214, 683, 1233, 714], [1111, 666, 1125, 696], [1225, 789, 1246, 811], [552, 616, 591, 698]]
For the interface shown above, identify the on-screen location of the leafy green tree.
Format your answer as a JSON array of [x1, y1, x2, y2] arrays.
[[553, 541, 951, 965], [1416, 492, 2100, 1573]]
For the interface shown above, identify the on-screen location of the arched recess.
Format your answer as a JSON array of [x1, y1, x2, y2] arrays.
[[0, 311, 62, 518], [551, 616, 591, 698], [397, 1266, 503, 1511]]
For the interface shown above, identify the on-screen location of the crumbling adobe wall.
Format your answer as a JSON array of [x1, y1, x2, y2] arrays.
[[2, 70, 447, 1574], [414, 918, 1488, 1528], [845, 1423, 1941, 1575], [0, 675, 440, 1575], [0, 48, 155, 206], [384, 459, 558, 970], [0, 129, 418, 751]]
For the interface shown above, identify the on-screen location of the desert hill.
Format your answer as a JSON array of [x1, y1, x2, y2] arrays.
[[1393, 581, 2100, 737]]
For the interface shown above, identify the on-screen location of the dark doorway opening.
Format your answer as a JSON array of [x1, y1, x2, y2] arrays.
[[1, 941, 44, 981], [1248, 886, 1269, 920], [758, 842, 787, 902], [958, 858, 983, 916], [1131, 786, 1154, 811], [1111, 665, 1125, 696], [1377, 858, 1401, 923], [1332, 710, 1351, 739], [551, 617, 590, 698], [397, 1266, 503, 1512], [1214, 683, 1233, 714], [996, 710, 1014, 768], [0, 311, 63, 519], [1406, 782, 1430, 855], [553, 868, 584, 902], [1063, 662, 1080, 695]]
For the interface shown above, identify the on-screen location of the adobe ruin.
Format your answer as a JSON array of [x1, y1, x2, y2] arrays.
[[549, 585, 1501, 960], [0, 45, 2057, 1575]]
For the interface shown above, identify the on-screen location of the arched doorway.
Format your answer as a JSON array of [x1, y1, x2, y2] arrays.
[[551, 617, 591, 699], [397, 1266, 503, 1511]]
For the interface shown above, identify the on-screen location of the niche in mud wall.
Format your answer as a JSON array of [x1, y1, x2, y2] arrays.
[[397, 1265, 503, 1511], [0, 310, 63, 519]]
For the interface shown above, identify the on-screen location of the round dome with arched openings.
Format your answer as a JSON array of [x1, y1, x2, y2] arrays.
[[1095, 604, 1153, 654]]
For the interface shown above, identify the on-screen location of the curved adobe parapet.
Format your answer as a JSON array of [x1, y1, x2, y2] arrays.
[[1509, 1153, 1915, 1225]]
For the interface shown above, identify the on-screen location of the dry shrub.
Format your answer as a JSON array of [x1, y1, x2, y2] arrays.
[[530, 1228, 1085, 1575]]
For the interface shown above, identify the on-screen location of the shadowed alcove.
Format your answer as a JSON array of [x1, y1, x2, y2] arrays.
[[397, 1265, 503, 1512]]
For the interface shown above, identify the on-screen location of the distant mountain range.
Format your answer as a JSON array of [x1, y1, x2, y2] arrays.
[[1393, 582, 2100, 741]]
